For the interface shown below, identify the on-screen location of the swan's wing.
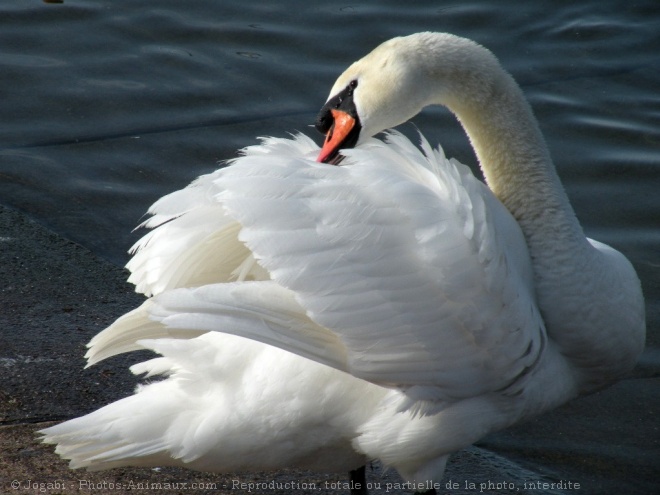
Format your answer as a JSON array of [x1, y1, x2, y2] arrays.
[[85, 280, 348, 371], [119, 132, 544, 403], [126, 134, 319, 296], [212, 132, 546, 402]]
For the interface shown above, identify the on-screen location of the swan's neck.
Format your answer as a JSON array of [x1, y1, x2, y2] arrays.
[[431, 53, 644, 385], [380, 34, 644, 392], [441, 66, 589, 261]]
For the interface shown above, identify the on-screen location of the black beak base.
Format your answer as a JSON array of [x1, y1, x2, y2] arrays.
[[315, 81, 361, 164]]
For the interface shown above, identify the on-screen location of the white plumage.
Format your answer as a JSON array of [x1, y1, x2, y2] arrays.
[[41, 33, 645, 489]]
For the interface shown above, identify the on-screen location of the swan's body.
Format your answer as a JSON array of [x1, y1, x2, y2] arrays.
[[40, 33, 645, 489]]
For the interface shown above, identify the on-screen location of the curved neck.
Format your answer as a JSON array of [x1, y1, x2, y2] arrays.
[[370, 33, 643, 391], [441, 67, 589, 261]]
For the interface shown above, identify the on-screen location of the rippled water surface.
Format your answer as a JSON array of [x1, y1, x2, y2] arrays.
[[1, 0, 657, 264], [1, 0, 658, 491]]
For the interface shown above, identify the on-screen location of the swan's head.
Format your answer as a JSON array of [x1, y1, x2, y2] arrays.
[[315, 35, 429, 164], [315, 32, 500, 164]]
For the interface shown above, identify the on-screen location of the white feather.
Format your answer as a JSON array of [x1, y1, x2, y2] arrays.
[[41, 33, 645, 487]]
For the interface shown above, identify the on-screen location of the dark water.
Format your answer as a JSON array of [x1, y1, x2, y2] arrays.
[[1, 0, 658, 491], [1, 0, 658, 265]]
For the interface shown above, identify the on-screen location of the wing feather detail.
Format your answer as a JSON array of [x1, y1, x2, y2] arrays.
[[209, 132, 545, 401]]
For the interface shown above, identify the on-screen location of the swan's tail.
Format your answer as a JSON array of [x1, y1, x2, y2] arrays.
[[39, 332, 304, 471], [39, 294, 372, 471], [39, 365, 178, 470], [39, 280, 355, 470]]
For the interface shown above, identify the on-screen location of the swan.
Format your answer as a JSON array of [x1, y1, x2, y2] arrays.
[[40, 32, 645, 494]]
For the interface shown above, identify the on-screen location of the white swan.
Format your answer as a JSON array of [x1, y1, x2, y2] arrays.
[[40, 32, 645, 493]]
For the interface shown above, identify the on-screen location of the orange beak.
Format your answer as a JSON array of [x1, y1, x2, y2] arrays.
[[316, 109, 357, 164]]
